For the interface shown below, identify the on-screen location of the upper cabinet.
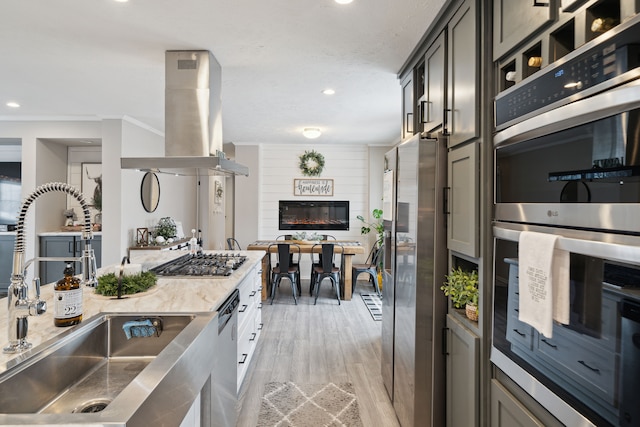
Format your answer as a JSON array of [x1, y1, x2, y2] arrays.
[[493, 0, 557, 61], [419, 31, 447, 134], [447, 0, 480, 148], [401, 73, 414, 141]]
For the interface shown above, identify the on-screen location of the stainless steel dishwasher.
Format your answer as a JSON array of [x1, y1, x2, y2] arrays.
[[209, 289, 239, 427]]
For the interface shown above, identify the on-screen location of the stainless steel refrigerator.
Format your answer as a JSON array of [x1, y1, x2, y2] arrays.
[[381, 133, 448, 427]]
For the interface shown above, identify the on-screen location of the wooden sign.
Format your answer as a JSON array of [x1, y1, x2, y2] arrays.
[[293, 179, 334, 196]]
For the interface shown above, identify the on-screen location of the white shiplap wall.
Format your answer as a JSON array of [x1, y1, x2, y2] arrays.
[[258, 144, 371, 250]]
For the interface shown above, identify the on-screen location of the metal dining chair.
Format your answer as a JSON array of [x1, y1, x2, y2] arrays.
[[268, 243, 301, 304], [310, 243, 342, 305], [226, 237, 242, 250], [352, 246, 382, 296]]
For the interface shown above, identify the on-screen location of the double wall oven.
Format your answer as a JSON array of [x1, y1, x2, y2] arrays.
[[492, 14, 640, 427]]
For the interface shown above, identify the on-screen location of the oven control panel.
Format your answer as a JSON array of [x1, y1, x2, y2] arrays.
[[495, 17, 640, 130]]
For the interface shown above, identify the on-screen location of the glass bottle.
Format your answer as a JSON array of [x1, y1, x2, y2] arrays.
[[54, 262, 83, 327]]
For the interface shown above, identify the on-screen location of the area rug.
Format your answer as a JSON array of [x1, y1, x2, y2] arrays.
[[256, 382, 363, 427], [360, 293, 382, 321]]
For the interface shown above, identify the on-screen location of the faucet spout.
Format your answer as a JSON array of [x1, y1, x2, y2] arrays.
[[4, 182, 95, 354]]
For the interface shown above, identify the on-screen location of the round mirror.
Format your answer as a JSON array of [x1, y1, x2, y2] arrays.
[[140, 172, 160, 213]]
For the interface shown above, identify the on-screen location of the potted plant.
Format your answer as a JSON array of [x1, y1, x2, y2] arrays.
[[357, 208, 384, 248], [153, 217, 177, 243], [441, 267, 479, 321]]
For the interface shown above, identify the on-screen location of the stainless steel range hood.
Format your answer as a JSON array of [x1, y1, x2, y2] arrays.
[[121, 50, 248, 176]]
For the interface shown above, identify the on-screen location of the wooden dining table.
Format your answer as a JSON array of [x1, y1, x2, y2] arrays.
[[246, 240, 365, 301]]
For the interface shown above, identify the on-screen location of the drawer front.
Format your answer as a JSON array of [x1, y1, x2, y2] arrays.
[[536, 332, 617, 405]]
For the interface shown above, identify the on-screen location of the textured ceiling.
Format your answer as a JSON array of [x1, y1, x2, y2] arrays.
[[0, 0, 445, 146]]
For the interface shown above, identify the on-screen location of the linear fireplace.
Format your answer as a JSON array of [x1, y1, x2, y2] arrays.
[[279, 200, 349, 231]]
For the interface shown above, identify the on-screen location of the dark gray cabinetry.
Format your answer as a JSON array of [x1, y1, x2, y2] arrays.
[[0, 234, 15, 296], [39, 235, 102, 285], [447, 142, 479, 257], [419, 31, 446, 133], [447, 0, 479, 148], [446, 313, 479, 427], [491, 380, 545, 427], [401, 73, 414, 141], [493, 0, 556, 61]]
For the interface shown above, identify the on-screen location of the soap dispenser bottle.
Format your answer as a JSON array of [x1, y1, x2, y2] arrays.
[[54, 262, 83, 327], [189, 229, 198, 254]]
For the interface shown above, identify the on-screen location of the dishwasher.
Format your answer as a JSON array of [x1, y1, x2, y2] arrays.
[[206, 289, 239, 427]]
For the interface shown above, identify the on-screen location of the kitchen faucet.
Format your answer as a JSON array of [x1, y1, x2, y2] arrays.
[[3, 182, 98, 354]]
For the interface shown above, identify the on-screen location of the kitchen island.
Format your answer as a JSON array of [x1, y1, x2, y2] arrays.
[[0, 249, 264, 426]]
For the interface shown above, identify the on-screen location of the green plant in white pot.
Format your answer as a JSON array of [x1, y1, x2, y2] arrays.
[[441, 267, 479, 321]]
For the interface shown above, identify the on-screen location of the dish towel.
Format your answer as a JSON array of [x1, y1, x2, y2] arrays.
[[518, 231, 570, 338]]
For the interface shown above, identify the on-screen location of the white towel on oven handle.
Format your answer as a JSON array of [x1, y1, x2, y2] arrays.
[[518, 231, 570, 338]]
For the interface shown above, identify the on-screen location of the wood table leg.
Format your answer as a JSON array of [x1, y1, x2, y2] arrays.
[[342, 254, 353, 301], [260, 253, 270, 301]]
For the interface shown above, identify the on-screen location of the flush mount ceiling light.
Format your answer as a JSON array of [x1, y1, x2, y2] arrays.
[[322, 88, 336, 95], [335, 0, 353, 3], [6, 101, 20, 108], [302, 128, 322, 139]]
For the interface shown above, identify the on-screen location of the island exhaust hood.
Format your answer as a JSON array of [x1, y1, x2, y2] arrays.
[[121, 50, 249, 176]]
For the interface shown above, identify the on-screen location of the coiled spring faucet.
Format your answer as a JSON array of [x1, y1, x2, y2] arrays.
[[3, 182, 98, 354]]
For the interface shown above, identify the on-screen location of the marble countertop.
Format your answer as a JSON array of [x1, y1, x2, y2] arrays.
[[0, 250, 265, 367]]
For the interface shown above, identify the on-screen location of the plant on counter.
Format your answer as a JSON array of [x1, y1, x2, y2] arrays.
[[440, 267, 479, 318], [153, 217, 177, 241], [357, 208, 384, 248], [95, 271, 157, 296]]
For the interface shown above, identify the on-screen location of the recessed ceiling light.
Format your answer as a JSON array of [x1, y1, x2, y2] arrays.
[[302, 128, 322, 139], [335, 0, 353, 4], [322, 89, 336, 95], [6, 102, 20, 108]]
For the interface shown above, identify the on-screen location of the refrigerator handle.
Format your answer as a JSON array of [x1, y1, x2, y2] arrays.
[[442, 327, 449, 355], [443, 187, 450, 215]]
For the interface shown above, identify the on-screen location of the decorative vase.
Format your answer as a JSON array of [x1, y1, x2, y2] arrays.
[[465, 303, 478, 322]]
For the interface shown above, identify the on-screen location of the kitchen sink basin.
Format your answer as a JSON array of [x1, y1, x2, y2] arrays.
[[0, 311, 218, 426]]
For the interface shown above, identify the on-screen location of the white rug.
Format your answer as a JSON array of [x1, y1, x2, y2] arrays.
[[360, 294, 382, 321], [256, 382, 363, 427]]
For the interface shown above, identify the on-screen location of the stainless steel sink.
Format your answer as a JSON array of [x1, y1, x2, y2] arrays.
[[0, 311, 218, 426]]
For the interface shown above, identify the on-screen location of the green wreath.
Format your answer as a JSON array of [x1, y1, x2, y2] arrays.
[[298, 150, 325, 177]]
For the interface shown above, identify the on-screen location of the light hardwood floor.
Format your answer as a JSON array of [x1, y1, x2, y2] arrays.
[[236, 279, 400, 427]]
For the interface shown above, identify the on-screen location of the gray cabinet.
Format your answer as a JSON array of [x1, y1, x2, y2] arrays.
[[446, 313, 480, 427], [0, 234, 15, 296], [401, 72, 414, 141], [420, 31, 446, 133], [447, 142, 479, 257], [447, 0, 479, 148], [493, 0, 556, 61], [491, 380, 545, 427], [39, 235, 102, 285]]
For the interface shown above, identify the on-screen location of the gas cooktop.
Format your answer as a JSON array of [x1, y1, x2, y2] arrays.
[[150, 253, 248, 277]]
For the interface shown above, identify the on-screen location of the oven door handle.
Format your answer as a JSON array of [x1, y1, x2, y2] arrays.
[[493, 223, 640, 264]]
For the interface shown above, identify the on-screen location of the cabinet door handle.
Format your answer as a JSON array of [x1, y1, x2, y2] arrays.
[[406, 113, 414, 134], [258, 322, 263, 330], [443, 108, 451, 135], [578, 360, 600, 373], [249, 332, 257, 341], [250, 290, 257, 297], [533, 1, 549, 6], [513, 329, 526, 337], [443, 187, 450, 215], [239, 353, 248, 364], [420, 100, 429, 124], [258, 303, 263, 309], [238, 304, 248, 313], [541, 338, 557, 349]]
